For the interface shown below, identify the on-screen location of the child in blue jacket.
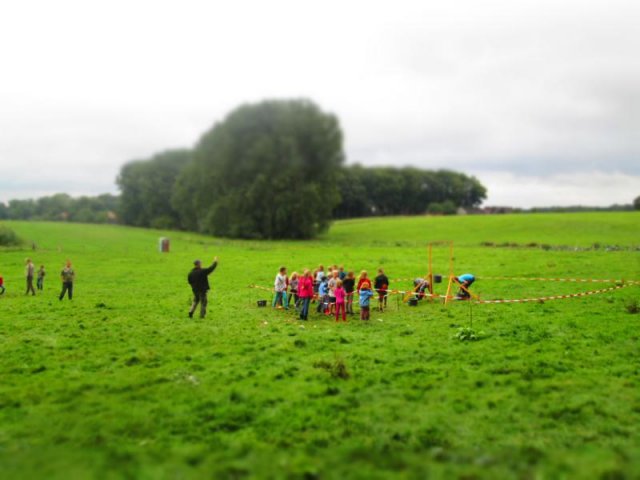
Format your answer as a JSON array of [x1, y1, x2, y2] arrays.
[[316, 276, 330, 313], [358, 280, 374, 320]]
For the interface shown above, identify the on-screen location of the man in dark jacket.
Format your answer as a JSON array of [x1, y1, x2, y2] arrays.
[[187, 257, 218, 318]]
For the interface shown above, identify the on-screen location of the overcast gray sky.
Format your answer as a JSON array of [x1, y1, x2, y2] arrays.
[[1, 0, 639, 207]]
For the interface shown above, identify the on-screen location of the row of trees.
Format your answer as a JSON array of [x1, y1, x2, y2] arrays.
[[117, 149, 191, 229], [335, 165, 486, 218], [0, 100, 489, 239], [0, 193, 119, 223], [116, 99, 487, 238]]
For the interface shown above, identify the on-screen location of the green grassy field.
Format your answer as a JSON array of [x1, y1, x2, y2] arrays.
[[1, 212, 639, 479]]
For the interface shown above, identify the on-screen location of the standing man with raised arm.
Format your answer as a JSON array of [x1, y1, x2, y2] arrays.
[[187, 257, 218, 319]]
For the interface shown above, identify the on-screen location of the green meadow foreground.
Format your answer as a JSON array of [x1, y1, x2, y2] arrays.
[[1, 213, 639, 479]]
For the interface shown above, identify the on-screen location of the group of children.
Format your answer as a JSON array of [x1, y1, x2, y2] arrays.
[[273, 264, 390, 322], [0, 259, 75, 300], [0, 258, 45, 297], [272, 265, 477, 322]]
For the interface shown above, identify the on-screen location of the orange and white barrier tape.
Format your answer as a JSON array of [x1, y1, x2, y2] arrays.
[[248, 284, 407, 299], [250, 280, 637, 307], [475, 283, 633, 304], [393, 276, 639, 285], [479, 276, 639, 284], [248, 284, 274, 293]]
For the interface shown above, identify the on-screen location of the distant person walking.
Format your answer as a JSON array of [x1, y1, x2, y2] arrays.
[[187, 257, 218, 318], [37, 265, 46, 290], [25, 258, 36, 296], [59, 260, 75, 300]]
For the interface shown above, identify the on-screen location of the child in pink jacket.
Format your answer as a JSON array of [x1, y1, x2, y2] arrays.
[[334, 279, 347, 322]]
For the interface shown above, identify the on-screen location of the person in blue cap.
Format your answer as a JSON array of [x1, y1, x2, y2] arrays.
[[456, 273, 475, 299]]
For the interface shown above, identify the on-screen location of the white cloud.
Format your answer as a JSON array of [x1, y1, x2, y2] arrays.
[[477, 171, 640, 207], [1, 0, 639, 206]]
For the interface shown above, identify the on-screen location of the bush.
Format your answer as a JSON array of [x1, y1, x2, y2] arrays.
[[454, 327, 485, 341], [0, 225, 22, 246], [625, 300, 639, 314], [427, 200, 458, 215]]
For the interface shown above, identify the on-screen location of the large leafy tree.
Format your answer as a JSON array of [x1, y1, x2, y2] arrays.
[[117, 149, 191, 229], [175, 99, 344, 239]]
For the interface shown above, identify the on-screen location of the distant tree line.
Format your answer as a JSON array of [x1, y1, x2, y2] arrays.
[[0, 193, 119, 223], [0, 100, 488, 238], [116, 147, 487, 236], [115, 99, 487, 238], [116, 149, 191, 229], [334, 165, 486, 218], [527, 204, 636, 213]]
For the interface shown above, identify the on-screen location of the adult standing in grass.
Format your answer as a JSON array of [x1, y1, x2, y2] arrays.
[[25, 258, 36, 296], [297, 269, 314, 321], [59, 260, 75, 301], [187, 257, 218, 318]]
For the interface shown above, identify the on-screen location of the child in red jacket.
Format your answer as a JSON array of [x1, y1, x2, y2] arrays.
[[356, 270, 369, 291]]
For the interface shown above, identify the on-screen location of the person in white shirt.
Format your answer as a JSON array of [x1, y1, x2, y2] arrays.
[[273, 266, 288, 309]]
